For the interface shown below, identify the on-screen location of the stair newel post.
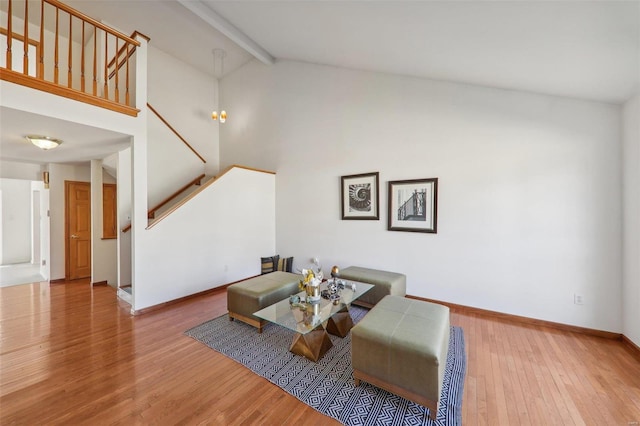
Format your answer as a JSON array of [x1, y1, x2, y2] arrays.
[[23, 0, 28, 75], [6, 0, 12, 71], [54, 7, 59, 84], [39, 0, 44, 78], [67, 13, 72, 88]]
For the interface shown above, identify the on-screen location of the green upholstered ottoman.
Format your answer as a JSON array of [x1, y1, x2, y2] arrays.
[[351, 296, 450, 420], [227, 271, 300, 332], [339, 266, 406, 307]]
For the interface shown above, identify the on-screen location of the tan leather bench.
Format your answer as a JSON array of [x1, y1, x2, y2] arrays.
[[351, 295, 450, 420], [339, 266, 406, 308], [227, 271, 300, 332]]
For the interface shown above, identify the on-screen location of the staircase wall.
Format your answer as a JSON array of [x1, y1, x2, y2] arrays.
[[132, 167, 275, 311]]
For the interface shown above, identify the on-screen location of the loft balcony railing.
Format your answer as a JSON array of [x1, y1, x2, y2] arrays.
[[0, 0, 142, 116]]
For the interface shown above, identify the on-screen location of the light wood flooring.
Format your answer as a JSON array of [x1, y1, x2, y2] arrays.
[[1, 280, 639, 425]]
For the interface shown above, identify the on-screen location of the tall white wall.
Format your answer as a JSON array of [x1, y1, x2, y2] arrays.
[[133, 167, 275, 311], [221, 60, 622, 332], [0, 178, 32, 264], [623, 93, 640, 346], [147, 45, 220, 176]]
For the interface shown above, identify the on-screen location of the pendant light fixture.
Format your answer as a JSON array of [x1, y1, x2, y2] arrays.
[[211, 48, 227, 123]]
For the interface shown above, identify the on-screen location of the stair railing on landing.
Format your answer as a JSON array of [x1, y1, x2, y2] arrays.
[[0, 0, 141, 116]]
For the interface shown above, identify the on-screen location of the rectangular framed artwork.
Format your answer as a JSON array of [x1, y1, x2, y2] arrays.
[[341, 172, 380, 220], [388, 178, 438, 233]]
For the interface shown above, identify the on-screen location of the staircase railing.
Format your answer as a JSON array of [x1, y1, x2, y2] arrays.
[[147, 103, 206, 164], [1, 0, 141, 116], [121, 173, 207, 233]]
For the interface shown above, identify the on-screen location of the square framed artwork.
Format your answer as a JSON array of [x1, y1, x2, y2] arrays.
[[341, 172, 380, 220], [388, 178, 438, 233]]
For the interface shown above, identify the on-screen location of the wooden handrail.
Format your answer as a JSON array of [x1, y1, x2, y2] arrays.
[[121, 174, 206, 233], [147, 103, 207, 164], [145, 165, 275, 231], [44, 0, 140, 47]]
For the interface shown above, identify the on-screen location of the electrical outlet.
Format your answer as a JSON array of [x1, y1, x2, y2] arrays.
[[224, 264, 228, 272], [574, 294, 584, 305]]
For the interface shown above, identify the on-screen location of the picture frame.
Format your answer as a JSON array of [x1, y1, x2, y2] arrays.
[[341, 172, 380, 220], [388, 178, 438, 233]]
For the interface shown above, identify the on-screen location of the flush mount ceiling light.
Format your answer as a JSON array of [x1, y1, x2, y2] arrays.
[[211, 48, 227, 123], [26, 135, 63, 150]]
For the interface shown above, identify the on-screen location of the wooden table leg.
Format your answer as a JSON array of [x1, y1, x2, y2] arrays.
[[289, 325, 333, 362]]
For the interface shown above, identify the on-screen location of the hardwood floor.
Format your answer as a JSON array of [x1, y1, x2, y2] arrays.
[[1, 280, 639, 425]]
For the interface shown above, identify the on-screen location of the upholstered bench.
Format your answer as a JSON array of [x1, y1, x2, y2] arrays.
[[339, 266, 406, 307], [351, 296, 450, 420], [227, 271, 300, 332]]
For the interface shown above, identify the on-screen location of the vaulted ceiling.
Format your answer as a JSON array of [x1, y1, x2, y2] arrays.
[[2, 0, 639, 166], [71, 0, 639, 104]]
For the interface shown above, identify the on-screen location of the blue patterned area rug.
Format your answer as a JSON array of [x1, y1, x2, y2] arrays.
[[185, 306, 466, 425]]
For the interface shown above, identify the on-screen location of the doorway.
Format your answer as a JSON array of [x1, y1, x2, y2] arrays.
[[65, 181, 91, 280]]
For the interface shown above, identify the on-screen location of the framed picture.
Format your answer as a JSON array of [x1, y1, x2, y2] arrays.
[[388, 178, 438, 233], [341, 172, 380, 220]]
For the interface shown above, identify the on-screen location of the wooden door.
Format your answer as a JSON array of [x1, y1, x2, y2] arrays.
[[66, 181, 91, 280]]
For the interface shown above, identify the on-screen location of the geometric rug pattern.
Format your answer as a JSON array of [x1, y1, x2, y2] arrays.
[[185, 306, 466, 425]]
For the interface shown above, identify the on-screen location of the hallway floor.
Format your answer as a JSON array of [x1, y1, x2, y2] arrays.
[[0, 263, 46, 288]]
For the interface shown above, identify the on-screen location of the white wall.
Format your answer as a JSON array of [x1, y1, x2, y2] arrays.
[[147, 110, 205, 208], [0, 160, 42, 181], [0, 178, 32, 264], [90, 161, 118, 285], [49, 163, 91, 280], [133, 167, 275, 311], [147, 45, 220, 176], [117, 147, 132, 287], [221, 60, 622, 332], [623, 93, 640, 346]]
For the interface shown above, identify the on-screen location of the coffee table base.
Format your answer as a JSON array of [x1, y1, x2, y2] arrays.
[[325, 307, 354, 338], [289, 326, 333, 362]]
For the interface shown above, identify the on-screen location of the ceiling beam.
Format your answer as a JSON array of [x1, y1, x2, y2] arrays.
[[176, 0, 275, 65]]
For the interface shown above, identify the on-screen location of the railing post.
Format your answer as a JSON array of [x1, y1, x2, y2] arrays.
[[39, 0, 45, 78], [93, 26, 97, 96], [68, 13, 72, 88], [6, 0, 12, 71], [54, 7, 59, 84], [81, 22, 85, 92], [23, 0, 28, 74]]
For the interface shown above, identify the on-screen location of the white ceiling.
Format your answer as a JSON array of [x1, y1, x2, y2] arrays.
[[205, 0, 639, 104], [0, 107, 130, 165], [2, 0, 639, 167]]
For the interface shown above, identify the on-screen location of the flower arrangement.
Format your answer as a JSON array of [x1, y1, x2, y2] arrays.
[[299, 269, 320, 291], [299, 268, 322, 303]]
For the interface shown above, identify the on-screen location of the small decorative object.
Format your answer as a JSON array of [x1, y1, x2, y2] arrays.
[[289, 295, 300, 305], [331, 265, 340, 279], [341, 172, 380, 220], [388, 178, 438, 233]]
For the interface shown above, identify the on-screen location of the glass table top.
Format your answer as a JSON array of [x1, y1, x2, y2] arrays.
[[253, 280, 373, 335]]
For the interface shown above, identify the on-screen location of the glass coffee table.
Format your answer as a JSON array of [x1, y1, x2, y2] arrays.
[[254, 280, 373, 362]]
